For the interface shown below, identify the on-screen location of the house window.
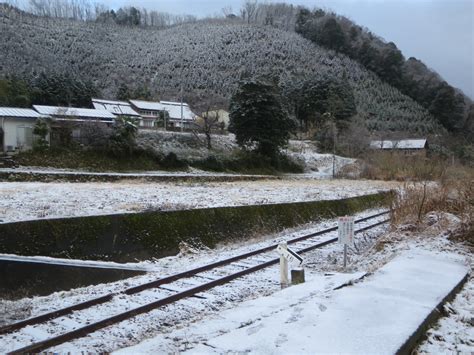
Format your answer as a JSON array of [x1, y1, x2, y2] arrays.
[[143, 120, 154, 127]]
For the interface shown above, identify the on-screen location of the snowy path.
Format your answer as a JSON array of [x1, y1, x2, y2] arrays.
[[0, 179, 398, 223]]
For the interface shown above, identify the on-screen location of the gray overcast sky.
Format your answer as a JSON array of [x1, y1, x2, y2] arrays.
[[33, 0, 474, 98]]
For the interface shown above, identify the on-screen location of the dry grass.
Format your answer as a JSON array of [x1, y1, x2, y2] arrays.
[[358, 151, 473, 245], [390, 166, 473, 245], [361, 152, 446, 181]]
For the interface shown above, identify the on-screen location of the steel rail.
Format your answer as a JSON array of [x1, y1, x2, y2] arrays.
[[0, 210, 388, 336], [7, 217, 390, 354]]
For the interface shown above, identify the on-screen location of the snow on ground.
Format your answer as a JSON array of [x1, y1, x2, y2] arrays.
[[137, 132, 354, 176], [137, 130, 238, 161], [418, 274, 474, 354], [115, 272, 367, 354], [286, 140, 356, 177], [0, 179, 398, 223], [0, 166, 250, 177]]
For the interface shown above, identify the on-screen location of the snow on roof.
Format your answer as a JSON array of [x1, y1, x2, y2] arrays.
[[370, 139, 427, 150], [92, 98, 141, 117], [160, 100, 189, 106], [92, 98, 129, 105], [129, 100, 196, 121], [161, 101, 195, 121], [129, 100, 164, 111], [0, 107, 45, 118], [33, 105, 115, 121]]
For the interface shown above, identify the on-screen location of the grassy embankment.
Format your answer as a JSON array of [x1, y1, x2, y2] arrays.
[[15, 147, 303, 175]]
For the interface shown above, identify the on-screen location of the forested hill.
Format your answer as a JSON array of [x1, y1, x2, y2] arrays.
[[0, 4, 440, 134], [293, 8, 473, 137]]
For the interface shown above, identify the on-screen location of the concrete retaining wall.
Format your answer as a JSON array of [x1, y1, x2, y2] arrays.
[[0, 192, 392, 262]]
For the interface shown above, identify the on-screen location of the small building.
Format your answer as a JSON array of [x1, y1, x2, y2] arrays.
[[33, 105, 115, 146], [129, 99, 197, 130], [370, 139, 428, 156], [92, 98, 142, 122], [0, 107, 48, 153]]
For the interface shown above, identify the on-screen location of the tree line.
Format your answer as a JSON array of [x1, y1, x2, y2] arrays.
[[2, 0, 197, 28], [0, 73, 98, 108]]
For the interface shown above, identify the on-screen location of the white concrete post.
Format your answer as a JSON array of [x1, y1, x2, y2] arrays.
[[279, 242, 289, 287]]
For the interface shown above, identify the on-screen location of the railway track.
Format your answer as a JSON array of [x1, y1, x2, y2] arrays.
[[1, 210, 391, 354]]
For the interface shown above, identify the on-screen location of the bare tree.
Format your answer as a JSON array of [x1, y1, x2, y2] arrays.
[[241, 0, 258, 24], [190, 95, 227, 149], [222, 5, 233, 18], [198, 108, 223, 149], [28, 0, 95, 20]]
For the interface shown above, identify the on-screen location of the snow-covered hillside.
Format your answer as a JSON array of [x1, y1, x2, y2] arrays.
[[0, 6, 437, 133]]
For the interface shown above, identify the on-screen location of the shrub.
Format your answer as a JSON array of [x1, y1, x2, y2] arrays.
[[193, 155, 225, 172], [160, 152, 188, 169]]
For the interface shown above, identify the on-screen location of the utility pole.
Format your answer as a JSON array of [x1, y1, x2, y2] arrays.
[[332, 116, 336, 179], [180, 84, 184, 133]]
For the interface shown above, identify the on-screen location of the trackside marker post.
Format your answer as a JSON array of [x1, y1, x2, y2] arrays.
[[338, 216, 354, 270], [276, 242, 303, 288]]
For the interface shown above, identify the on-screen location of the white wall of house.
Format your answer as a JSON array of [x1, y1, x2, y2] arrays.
[[1, 118, 37, 152]]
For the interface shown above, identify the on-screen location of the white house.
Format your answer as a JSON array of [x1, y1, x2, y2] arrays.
[[129, 99, 197, 130], [0, 107, 48, 153], [92, 98, 142, 122]]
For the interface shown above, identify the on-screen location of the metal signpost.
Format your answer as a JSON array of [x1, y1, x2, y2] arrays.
[[276, 242, 303, 287], [338, 216, 354, 269]]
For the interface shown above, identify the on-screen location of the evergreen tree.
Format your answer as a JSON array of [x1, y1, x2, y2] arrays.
[[376, 42, 404, 87], [318, 18, 347, 53], [30, 72, 98, 107], [0, 76, 31, 107], [116, 83, 132, 101], [229, 80, 294, 157], [295, 8, 311, 34], [285, 76, 356, 131], [429, 83, 465, 132]]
